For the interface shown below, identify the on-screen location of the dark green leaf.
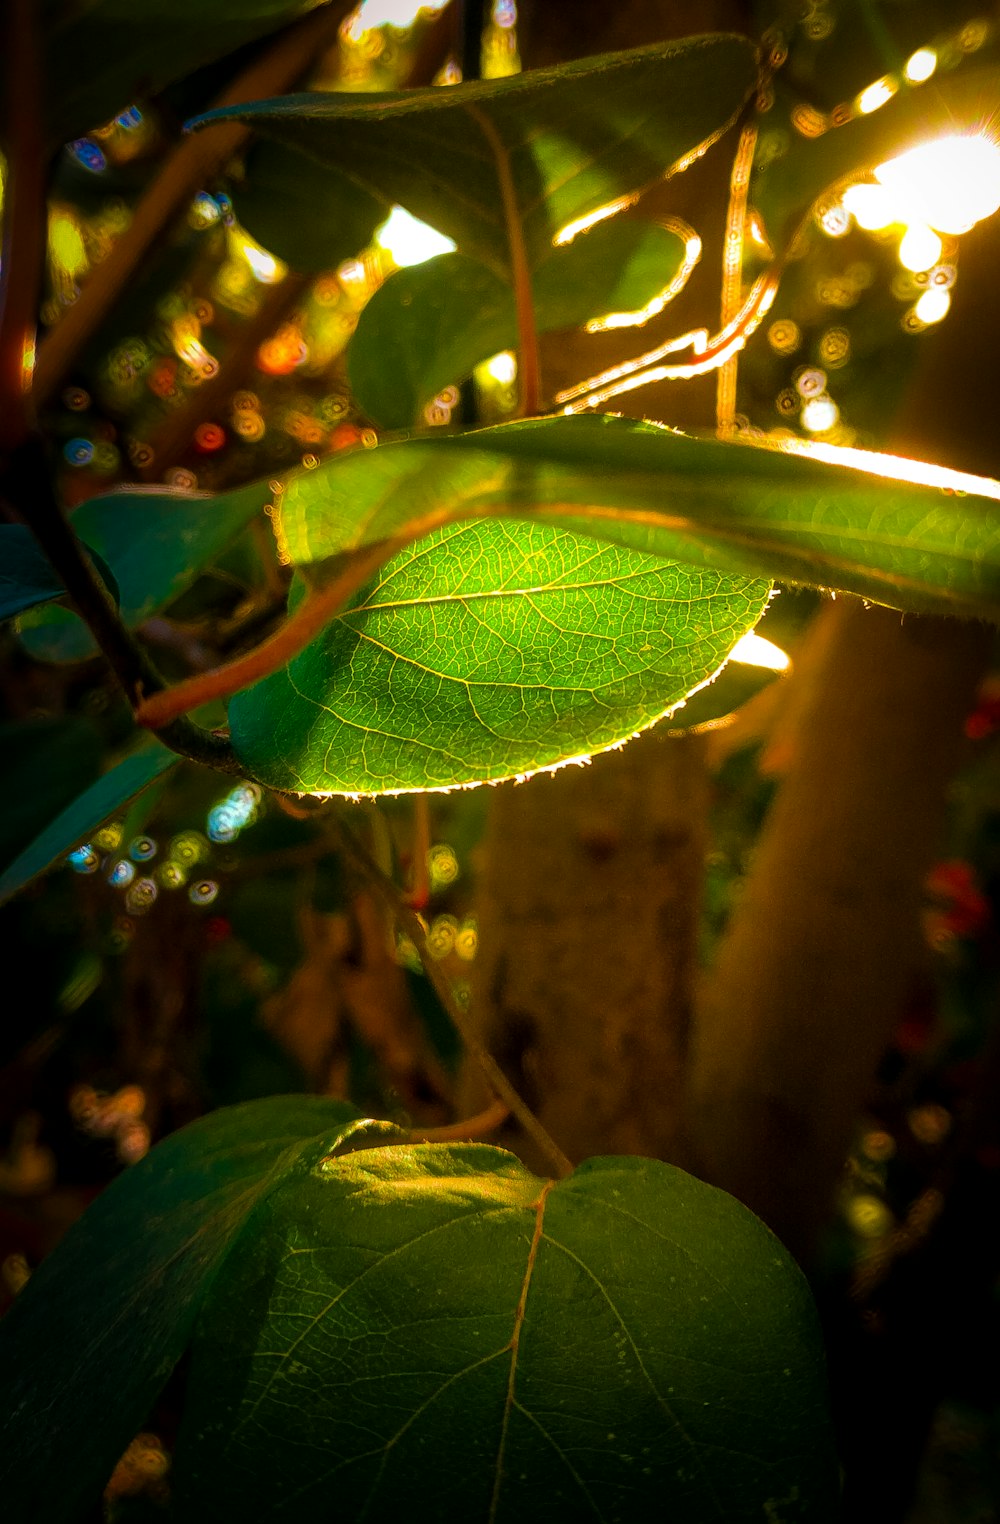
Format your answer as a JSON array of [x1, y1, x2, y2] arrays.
[[0, 1096, 366, 1524], [190, 35, 758, 276], [275, 413, 1000, 621], [0, 742, 179, 905], [173, 1145, 839, 1522], [30, 0, 329, 146], [227, 519, 767, 794], [18, 478, 269, 663], [0, 525, 118, 620], [0, 717, 104, 871], [349, 220, 687, 428], [233, 138, 386, 272]]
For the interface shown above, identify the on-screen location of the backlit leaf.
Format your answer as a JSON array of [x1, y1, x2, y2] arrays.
[[0, 1096, 365, 1524], [172, 1144, 840, 1522], [190, 35, 758, 277], [349, 220, 688, 428], [226, 519, 768, 794], [275, 413, 1000, 621]]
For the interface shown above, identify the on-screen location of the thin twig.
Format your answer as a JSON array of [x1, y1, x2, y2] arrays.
[[32, 1, 355, 408], [409, 1097, 510, 1144], [328, 807, 573, 1178], [0, 0, 46, 452]]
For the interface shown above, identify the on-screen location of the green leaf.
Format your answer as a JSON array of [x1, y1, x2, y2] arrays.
[[0, 525, 118, 621], [0, 741, 179, 906], [172, 1145, 839, 1522], [233, 138, 386, 272], [227, 519, 767, 794], [18, 477, 269, 663], [190, 35, 758, 277], [31, 0, 330, 146], [0, 1096, 366, 1524], [275, 413, 1000, 621], [349, 220, 687, 428], [0, 717, 104, 871]]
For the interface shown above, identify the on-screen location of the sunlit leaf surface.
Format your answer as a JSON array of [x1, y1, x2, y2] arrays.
[[191, 35, 758, 276], [227, 520, 767, 794], [0, 1097, 364, 1524], [173, 1145, 839, 1522]]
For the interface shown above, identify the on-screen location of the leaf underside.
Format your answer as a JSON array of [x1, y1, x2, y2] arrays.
[[190, 35, 759, 277], [349, 220, 687, 429], [275, 414, 1000, 622], [172, 1144, 840, 1522]]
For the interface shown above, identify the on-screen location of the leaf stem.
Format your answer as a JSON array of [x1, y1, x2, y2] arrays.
[[134, 537, 404, 728], [0, 0, 46, 453], [466, 103, 541, 415], [328, 809, 573, 1179], [31, 2, 354, 408]]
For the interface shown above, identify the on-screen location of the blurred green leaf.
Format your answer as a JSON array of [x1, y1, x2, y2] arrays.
[[349, 220, 687, 428], [227, 520, 767, 793], [233, 138, 386, 272], [0, 742, 179, 905], [0, 1096, 365, 1524], [0, 525, 118, 620], [191, 35, 758, 276], [275, 413, 1000, 620], [29, 0, 331, 146], [18, 478, 269, 663], [173, 1145, 839, 1522], [0, 717, 104, 870]]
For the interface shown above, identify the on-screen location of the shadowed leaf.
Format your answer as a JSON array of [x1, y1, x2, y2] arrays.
[[18, 478, 270, 663], [172, 1145, 839, 1522], [0, 1097, 366, 1524], [349, 220, 688, 428]]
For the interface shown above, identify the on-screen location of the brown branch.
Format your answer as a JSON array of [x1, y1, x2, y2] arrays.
[[4, 437, 242, 772], [327, 808, 573, 1178], [0, 0, 46, 453], [32, 1, 354, 408]]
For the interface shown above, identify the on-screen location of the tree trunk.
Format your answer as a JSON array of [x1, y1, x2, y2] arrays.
[[466, 728, 707, 1172]]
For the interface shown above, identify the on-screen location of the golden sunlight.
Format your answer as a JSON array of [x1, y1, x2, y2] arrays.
[[874, 133, 1000, 235]]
